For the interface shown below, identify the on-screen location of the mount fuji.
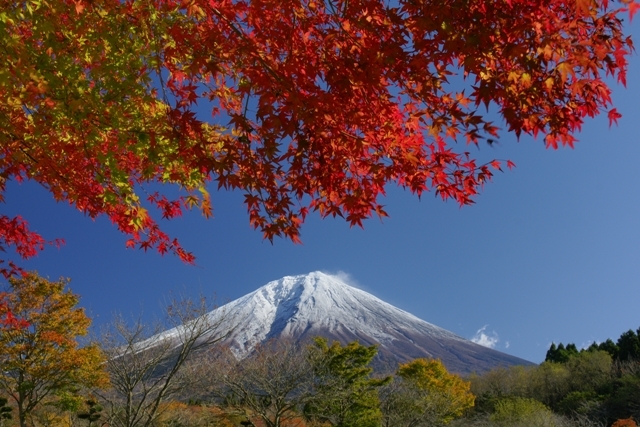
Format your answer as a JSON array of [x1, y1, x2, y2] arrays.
[[189, 272, 532, 374]]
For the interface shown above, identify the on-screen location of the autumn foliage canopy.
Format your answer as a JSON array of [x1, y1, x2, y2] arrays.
[[0, 272, 108, 427], [0, 0, 636, 272]]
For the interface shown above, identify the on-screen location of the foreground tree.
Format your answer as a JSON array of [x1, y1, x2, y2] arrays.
[[0, 272, 108, 427], [1, 0, 637, 269], [97, 294, 232, 427], [209, 340, 316, 427], [380, 358, 474, 427], [305, 338, 389, 427]]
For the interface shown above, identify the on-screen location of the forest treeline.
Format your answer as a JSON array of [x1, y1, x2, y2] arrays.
[[545, 327, 640, 364], [0, 273, 639, 427], [460, 328, 640, 427]]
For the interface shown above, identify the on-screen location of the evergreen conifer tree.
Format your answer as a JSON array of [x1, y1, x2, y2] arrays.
[[77, 399, 102, 427], [597, 339, 619, 360], [0, 397, 12, 427], [545, 343, 579, 363], [545, 343, 558, 363], [616, 329, 640, 361]]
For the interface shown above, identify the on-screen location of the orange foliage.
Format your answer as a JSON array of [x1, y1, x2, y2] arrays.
[[398, 358, 475, 423], [158, 401, 242, 427], [613, 419, 638, 427], [156, 401, 313, 427], [0, 272, 108, 427]]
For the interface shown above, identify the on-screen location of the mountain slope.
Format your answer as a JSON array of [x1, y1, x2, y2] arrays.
[[195, 271, 532, 374]]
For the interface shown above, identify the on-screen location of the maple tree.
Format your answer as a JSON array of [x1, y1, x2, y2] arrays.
[[0, 0, 637, 268], [0, 272, 109, 427]]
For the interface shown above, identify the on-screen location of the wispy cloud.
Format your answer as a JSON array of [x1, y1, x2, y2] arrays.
[[322, 270, 367, 291], [505, 341, 510, 349], [471, 325, 499, 349]]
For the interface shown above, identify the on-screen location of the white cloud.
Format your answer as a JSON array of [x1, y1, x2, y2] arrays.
[[323, 270, 368, 291], [505, 341, 510, 349], [471, 325, 499, 349]]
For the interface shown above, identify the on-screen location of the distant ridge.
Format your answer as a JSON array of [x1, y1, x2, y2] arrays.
[[174, 272, 534, 374]]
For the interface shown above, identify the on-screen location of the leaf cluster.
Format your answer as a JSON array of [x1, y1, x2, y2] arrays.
[[1, 0, 637, 270], [0, 272, 108, 427]]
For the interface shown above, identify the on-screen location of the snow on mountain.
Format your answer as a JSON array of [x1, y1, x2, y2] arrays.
[[161, 271, 533, 374], [217, 271, 463, 354]]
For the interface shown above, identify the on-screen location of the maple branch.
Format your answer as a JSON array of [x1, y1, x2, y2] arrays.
[[208, 6, 294, 92], [0, 129, 66, 189], [325, 0, 338, 15]]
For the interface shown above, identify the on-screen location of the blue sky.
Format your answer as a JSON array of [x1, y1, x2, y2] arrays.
[[3, 20, 640, 365]]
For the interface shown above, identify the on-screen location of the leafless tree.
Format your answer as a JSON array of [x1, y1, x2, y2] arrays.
[[205, 340, 315, 427], [95, 294, 233, 427], [379, 377, 426, 427], [612, 358, 640, 378]]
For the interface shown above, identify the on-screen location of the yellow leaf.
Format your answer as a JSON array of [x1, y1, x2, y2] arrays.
[[545, 77, 554, 92]]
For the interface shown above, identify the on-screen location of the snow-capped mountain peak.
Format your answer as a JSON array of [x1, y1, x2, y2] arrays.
[[218, 272, 460, 355], [159, 271, 532, 374]]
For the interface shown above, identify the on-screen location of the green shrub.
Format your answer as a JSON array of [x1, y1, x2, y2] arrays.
[[490, 397, 558, 427]]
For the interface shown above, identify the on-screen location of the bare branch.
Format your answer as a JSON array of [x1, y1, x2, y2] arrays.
[[95, 293, 234, 427]]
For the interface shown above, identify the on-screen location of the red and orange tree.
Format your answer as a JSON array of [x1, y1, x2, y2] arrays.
[[0, 0, 636, 271], [0, 272, 108, 427]]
